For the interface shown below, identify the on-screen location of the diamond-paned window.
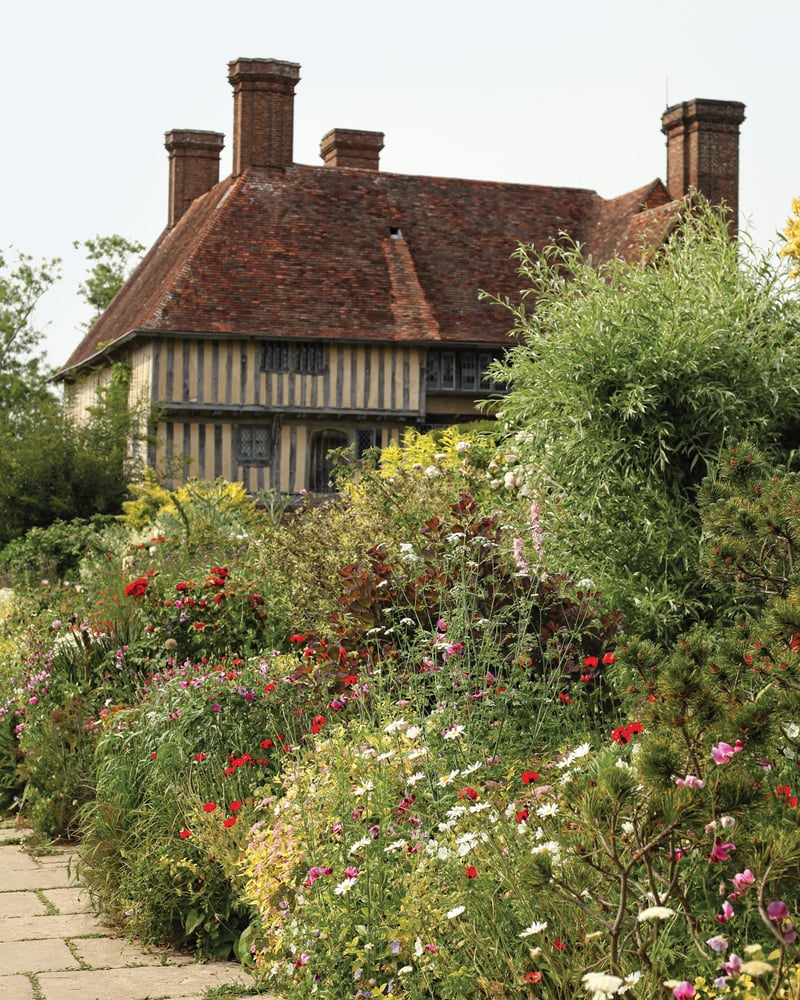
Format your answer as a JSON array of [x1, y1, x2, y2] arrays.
[[238, 425, 272, 463]]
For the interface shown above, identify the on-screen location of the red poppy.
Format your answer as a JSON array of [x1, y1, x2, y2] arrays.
[[229, 800, 243, 812], [124, 577, 149, 598], [516, 809, 529, 823], [343, 674, 359, 686], [465, 866, 478, 879], [289, 633, 308, 644], [202, 802, 217, 812], [612, 720, 643, 744], [193, 752, 207, 762], [583, 656, 599, 668], [521, 770, 539, 784], [150, 752, 157, 759], [458, 787, 478, 801], [263, 683, 275, 693], [558, 692, 573, 704], [223, 816, 237, 828], [179, 828, 192, 839], [524, 971, 542, 984], [602, 651, 616, 665], [552, 939, 567, 950], [259, 738, 274, 750]]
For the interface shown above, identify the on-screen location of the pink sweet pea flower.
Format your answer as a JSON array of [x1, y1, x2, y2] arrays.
[[673, 774, 706, 788], [710, 840, 736, 863], [767, 900, 789, 922], [673, 982, 696, 999], [722, 954, 742, 976], [717, 900, 735, 923], [730, 869, 755, 895], [711, 740, 744, 765]]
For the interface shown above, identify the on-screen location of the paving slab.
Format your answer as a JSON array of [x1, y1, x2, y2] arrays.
[[37, 962, 251, 999], [1, 866, 74, 891], [0, 844, 43, 870], [0, 891, 49, 918], [0, 823, 278, 998], [40, 887, 92, 913], [0, 974, 36, 1000], [0, 937, 81, 974], [71, 935, 180, 969], [0, 912, 110, 940], [0, 825, 27, 844]]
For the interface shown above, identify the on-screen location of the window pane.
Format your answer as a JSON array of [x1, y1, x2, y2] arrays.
[[440, 352, 455, 389], [460, 352, 477, 390]]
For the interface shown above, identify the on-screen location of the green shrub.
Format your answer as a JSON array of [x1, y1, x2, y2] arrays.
[[78, 654, 317, 957], [483, 203, 800, 641], [0, 515, 117, 588]]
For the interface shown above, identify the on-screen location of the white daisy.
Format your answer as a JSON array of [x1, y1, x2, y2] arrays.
[[519, 920, 548, 937]]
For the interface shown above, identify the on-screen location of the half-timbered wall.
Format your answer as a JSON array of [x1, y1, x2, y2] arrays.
[[149, 336, 425, 492], [150, 337, 425, 418], [157, 416, 406, 493]]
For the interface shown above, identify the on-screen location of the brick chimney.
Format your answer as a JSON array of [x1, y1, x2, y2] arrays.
[[164, 129, 225, 228], [320, 129, 385, 170], [661, 98, 746, 231], [228, 58, 301, 175]]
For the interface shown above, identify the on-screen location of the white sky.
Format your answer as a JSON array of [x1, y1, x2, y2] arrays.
[[1, 0, 797, 369]]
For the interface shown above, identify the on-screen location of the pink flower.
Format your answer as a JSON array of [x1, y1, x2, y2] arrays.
[[717, 900, 735, 923], [711, 740, 744, 765], [767, 900, 790, 922], [303, 866, 333, 887], [706, 934, 728, 952], [673, 774, 706, 788], [673, 982, 696, 999], [710, 840, 736, 863], [731, 869, 755, 895], [722, 954, 742, 976]]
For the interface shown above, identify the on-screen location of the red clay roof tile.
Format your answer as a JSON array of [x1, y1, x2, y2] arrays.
[[58, 165, 677, 375]]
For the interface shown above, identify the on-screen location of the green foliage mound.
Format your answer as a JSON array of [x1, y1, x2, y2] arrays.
[[484, 202, 800, 640]]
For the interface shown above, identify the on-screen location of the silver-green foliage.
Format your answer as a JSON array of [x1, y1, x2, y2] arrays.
[[482, 202, 800, 639]]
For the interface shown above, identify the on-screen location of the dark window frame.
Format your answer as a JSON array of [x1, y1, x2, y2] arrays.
[[426, 349, 504, 393], [238, 424, 273, 465], [260, 341, 328, 375]]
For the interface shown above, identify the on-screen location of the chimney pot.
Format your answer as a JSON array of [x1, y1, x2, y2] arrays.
[[164, 129, 225, 228], [228, 57, 301, 174], [320, 128, 385, 170], [661, 98, 745, 233]]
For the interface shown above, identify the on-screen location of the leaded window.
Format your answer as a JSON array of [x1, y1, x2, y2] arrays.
[[260, 341, 327, 374], [238, 424, 272, 463]]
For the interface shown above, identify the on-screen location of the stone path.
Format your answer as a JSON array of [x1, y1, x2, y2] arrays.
[[0, 821, 269, 1000]]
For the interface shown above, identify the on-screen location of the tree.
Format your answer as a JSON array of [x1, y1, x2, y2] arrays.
[[483, 202, 800, 641], [0, 363, 139, 549], [0, 247, 61, 428], [73, 233, 145, 325], [0, 242, 142, 549]]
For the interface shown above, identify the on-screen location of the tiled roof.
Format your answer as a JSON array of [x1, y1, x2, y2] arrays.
[[58, 165, 682, 376]]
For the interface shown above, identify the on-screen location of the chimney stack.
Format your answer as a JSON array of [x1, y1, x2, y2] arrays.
[[661, 98, 746, 232], [164, 129, 225, 228], [320, 129, 385, 170], [228, 58, 301, 175]]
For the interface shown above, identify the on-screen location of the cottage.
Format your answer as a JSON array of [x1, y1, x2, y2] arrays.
[[56, 58, 744, 494]]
